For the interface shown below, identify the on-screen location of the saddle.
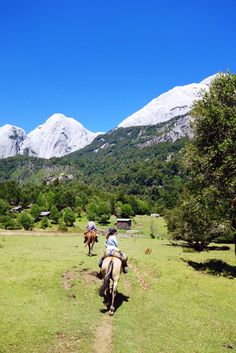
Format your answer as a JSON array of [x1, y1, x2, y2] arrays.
[[84, 230, 98, 243]]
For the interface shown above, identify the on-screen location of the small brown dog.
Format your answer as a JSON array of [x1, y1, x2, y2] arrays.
[[144, 247, 152, 255]]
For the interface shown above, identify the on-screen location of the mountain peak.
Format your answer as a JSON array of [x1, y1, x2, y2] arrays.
[[118, 74, 217, 128], [38, 113, 84, 129], [199, 73, 218, 86], [19, 113, 100, 159], [0, 124, 26, 158], [1, 123, 25, 131]]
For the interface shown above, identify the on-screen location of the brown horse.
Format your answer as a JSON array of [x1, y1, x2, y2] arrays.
[[84, 230, 98, 256], [98, 256, 122, 315]]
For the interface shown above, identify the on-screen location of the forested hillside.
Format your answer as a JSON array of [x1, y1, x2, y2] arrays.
[[0, 117, 190, 212]]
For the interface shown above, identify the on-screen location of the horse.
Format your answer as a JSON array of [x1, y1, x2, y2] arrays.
[[84, 230, 98, 256], [98, 256, 122, 315]]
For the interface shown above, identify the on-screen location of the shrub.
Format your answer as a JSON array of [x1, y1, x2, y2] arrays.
[[63, 208, 76, 226], [40, 217, 49, 229], [0, 199, 10, 215], [58, 220, 68, 232], [0, 215, 21, 230], [18, 212, 34, 230], [50, 205, 60, 224]]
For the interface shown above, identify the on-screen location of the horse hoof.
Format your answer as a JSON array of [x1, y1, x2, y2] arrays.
[[109, 305, 115, 316]]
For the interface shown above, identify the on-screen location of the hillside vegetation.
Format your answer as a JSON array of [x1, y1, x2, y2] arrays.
[[0, 120, 189, 216]]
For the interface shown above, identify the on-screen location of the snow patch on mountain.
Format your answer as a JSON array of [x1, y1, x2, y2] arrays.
[[118, 74, 217, 128], [20, 113, 101, 158], [0, 124, 26, 158]]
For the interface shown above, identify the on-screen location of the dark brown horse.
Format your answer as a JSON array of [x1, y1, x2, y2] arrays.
[[98, 256, 122, 315], [84, 230, 98, 256]]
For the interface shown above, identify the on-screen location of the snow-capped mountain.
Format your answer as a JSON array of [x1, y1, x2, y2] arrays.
[[19, 114, 101, 159], [0, 74, 217, 160], [118, 74, 216, 128], [0, 124, 26, 158]]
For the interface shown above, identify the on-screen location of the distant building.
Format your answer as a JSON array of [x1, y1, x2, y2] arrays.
[[116, 218, 132, 230], [39, 211, 51, 217], [151, 213, 160, 218], [11, 205, 22, 213]]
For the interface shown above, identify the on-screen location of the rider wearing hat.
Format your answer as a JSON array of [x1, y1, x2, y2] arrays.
[[98, 227, 128, 273]]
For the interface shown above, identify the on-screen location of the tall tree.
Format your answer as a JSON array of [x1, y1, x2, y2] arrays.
[[191, 73, 236, 251], [167, 73, 236, 250]]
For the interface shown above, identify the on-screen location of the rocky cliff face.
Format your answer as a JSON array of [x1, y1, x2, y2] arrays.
[[19, 113, 101, 158], [0, 124, 26, 158], [118, 74, 215, 128]]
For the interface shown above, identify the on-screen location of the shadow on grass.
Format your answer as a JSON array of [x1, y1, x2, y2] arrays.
[[166, 242, 231, 252], [207, 245, 231, 251], [183, 259, 236, 278], [100, 292, 130, 314]]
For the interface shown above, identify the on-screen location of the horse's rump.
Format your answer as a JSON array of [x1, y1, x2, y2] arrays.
[[84, 230, 97, 244], [84, 230, 98, 256], [99, 257, 122, 294], [99, 256, 122, 314]]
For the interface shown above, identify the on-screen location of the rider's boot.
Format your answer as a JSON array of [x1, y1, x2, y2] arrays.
[[98, 257, 103, 268], [122, 261, 128, 274]]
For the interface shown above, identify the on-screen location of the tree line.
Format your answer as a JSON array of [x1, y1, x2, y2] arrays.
[[0, 180, 152, 230], [166, 72, 236, 250]]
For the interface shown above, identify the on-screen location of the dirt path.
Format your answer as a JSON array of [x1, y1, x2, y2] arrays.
[[93, 315, 113, 353], [78, 267, 113, 353], [129, 262, 150, 290], [47, 332, 80, 353]]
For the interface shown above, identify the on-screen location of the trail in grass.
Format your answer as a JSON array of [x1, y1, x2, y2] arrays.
[[93, 315, 113, 353], [129, 262, 150, 290], [47, 332, 80, 353]]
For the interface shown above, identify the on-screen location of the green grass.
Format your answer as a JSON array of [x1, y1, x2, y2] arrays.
[[0, 234, 235, 353], [132, 214, 167, 238], [75, 214, 167, 238]]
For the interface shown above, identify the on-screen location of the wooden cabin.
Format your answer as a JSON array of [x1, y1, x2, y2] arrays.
[[116, 218, 132, 230]]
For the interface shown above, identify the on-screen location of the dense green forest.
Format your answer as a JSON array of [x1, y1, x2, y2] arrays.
[[0, 118, 190, 230]]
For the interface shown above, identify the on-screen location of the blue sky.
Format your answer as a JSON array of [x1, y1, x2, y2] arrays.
[[0, 0, 235, 133]]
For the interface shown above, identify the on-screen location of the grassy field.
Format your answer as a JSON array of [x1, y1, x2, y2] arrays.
[[0, 230, 235, 353]]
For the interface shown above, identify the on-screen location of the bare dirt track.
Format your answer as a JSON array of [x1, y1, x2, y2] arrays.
[[93, 316, 113, 353], [129, 262, 150, 290], [47, 332, 80, 353]]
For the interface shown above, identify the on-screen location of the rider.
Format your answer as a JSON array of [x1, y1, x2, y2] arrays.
[[98, 227, 128, 274], [84, 220, 98, 242]]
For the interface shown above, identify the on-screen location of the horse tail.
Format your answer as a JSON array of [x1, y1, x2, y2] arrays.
[[98, 260, 113, 297]]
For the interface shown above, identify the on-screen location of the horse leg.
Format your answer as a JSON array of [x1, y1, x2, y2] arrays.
[[105, 281, 110, 308], [109, 279, 118, 316], [90, 240, 95, 255], [88, 243, 92, 256]]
